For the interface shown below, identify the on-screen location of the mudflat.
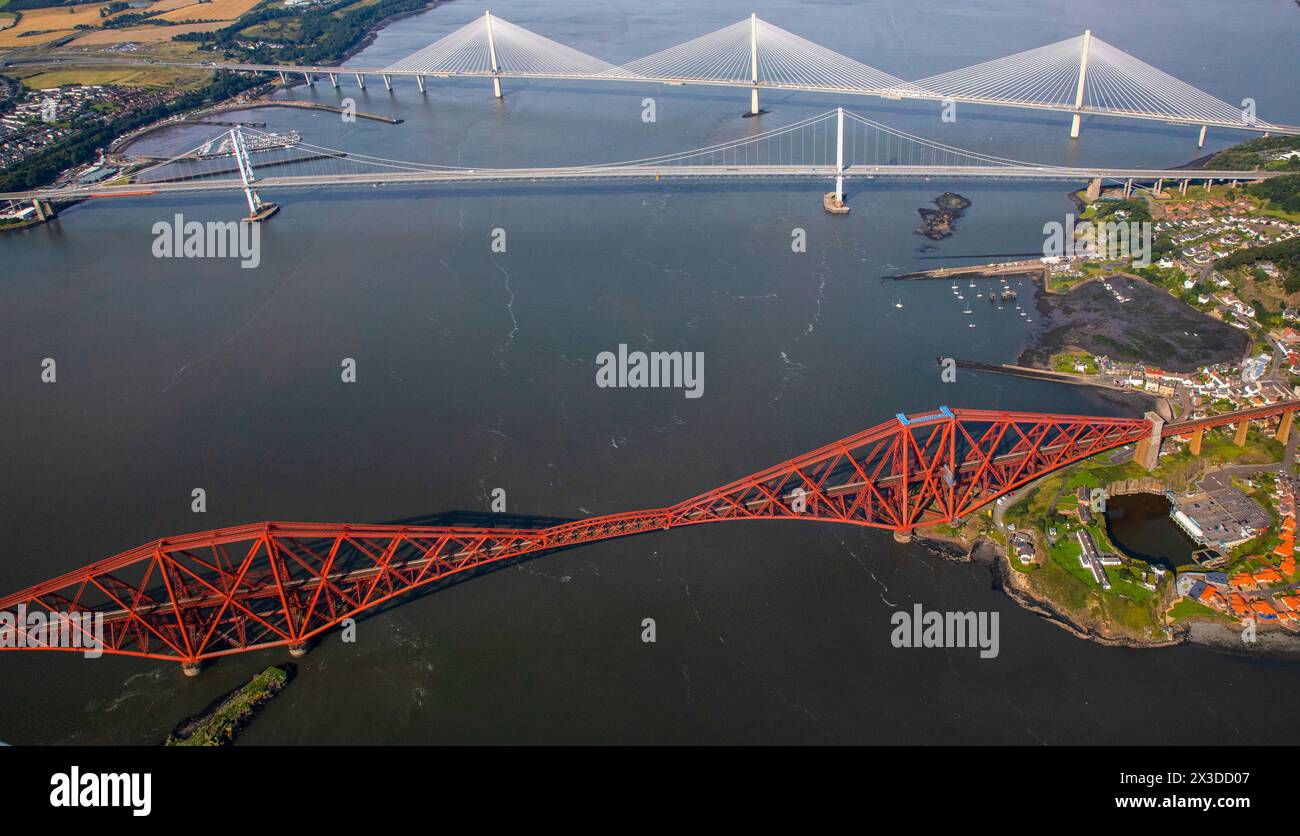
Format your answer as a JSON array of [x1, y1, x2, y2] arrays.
[[1018, 275, 1249, 371]]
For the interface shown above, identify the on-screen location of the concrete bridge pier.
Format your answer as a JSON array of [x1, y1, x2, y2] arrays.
[[416, 75, 426, 93], [1086, 177, 1102, 200], [354, 72, 365, 89], [1135, 410, 1164, 470], [1234, 418, 1250, 447], [1279, 410, 1294, 445], [1153, 178, 1163, 196], [1123, 178, 1133, 198], [329, 73, 338, 88], [278, 71, 287, 86], [382, 74, 392, 91], [492, 75, 502, 98], [303, 72, 313, 87], [1198, 124, 1207, 148], [1189, 427, 1203, 455], [1180, 179, 1188, 195]]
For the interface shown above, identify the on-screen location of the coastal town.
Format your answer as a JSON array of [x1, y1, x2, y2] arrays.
[[983, 145, 1300, 646]]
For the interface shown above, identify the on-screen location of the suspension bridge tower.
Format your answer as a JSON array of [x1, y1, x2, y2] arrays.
[[232, 126, 279, 222], [823, 107, 849, 214], [1069, 30, 1092, 139]]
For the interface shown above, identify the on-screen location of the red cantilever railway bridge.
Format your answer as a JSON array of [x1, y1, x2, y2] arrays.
[[2, 401, 1295, 672]]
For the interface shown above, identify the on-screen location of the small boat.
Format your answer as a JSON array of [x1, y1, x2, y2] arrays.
[[968, 280, 975, 287], [963, 301, 973, 315], [894, 298, 904, 308], [968, 322, 976, 328]]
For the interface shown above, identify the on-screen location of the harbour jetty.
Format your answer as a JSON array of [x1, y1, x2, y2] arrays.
[[950, 358, 1123, 391], [892, 258, 1045, 281]]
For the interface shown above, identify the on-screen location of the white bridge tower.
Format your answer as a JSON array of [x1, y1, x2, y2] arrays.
[[231, 126, 274, 221]]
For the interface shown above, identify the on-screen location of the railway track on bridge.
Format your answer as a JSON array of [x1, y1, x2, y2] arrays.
[[2, 402, 1295, 670]]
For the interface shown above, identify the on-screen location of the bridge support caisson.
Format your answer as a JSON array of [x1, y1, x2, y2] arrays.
[[181, 661, 202, 677], [288, 642, 310, 659], [1068, 29, 1092, 138], [893, 529, 914, 544], [1135, 410, 1164, 470]]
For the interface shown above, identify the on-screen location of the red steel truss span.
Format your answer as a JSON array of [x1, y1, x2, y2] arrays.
[[2, 402, 1295, 668]]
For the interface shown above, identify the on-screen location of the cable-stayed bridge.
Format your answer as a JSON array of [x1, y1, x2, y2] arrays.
[[18, 11, 1296, 139], [1, 108, 1282, 215]]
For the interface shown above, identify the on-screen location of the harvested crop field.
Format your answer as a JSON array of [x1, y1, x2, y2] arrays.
[[70, 19, 227, 43], [155, 0, 261, 21], [0, 2, 115, 46]]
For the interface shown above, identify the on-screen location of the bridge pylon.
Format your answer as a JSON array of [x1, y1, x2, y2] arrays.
[[485, 10, 503, 99], [1069, 29, 1092, 138], [749, 12, 760, 115]]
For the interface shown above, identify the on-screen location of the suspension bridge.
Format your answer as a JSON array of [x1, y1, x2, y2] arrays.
[[14, 11, 1296, 141], [1, 108, 1281, 218], [0, 400, 1295, 672]]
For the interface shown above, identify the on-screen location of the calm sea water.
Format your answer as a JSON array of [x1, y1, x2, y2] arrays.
[[1, 0, 1298, 744]]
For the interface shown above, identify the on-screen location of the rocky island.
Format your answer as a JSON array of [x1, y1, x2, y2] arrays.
[[915, 192, 972, 240]]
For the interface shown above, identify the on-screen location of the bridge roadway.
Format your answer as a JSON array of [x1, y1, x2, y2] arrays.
[[6, 55, 1297, 136], [0, 164, 1280, 203], [58, 401, 1300, 627]]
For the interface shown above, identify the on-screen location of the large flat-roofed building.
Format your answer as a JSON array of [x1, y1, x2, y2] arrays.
[[1170, 487, 1272, 549]]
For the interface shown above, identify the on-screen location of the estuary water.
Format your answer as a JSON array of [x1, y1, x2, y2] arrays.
[[1, 0, 1298, 744]]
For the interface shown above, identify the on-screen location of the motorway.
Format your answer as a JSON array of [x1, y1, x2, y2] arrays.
[[0, 164, 1282, 203]]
